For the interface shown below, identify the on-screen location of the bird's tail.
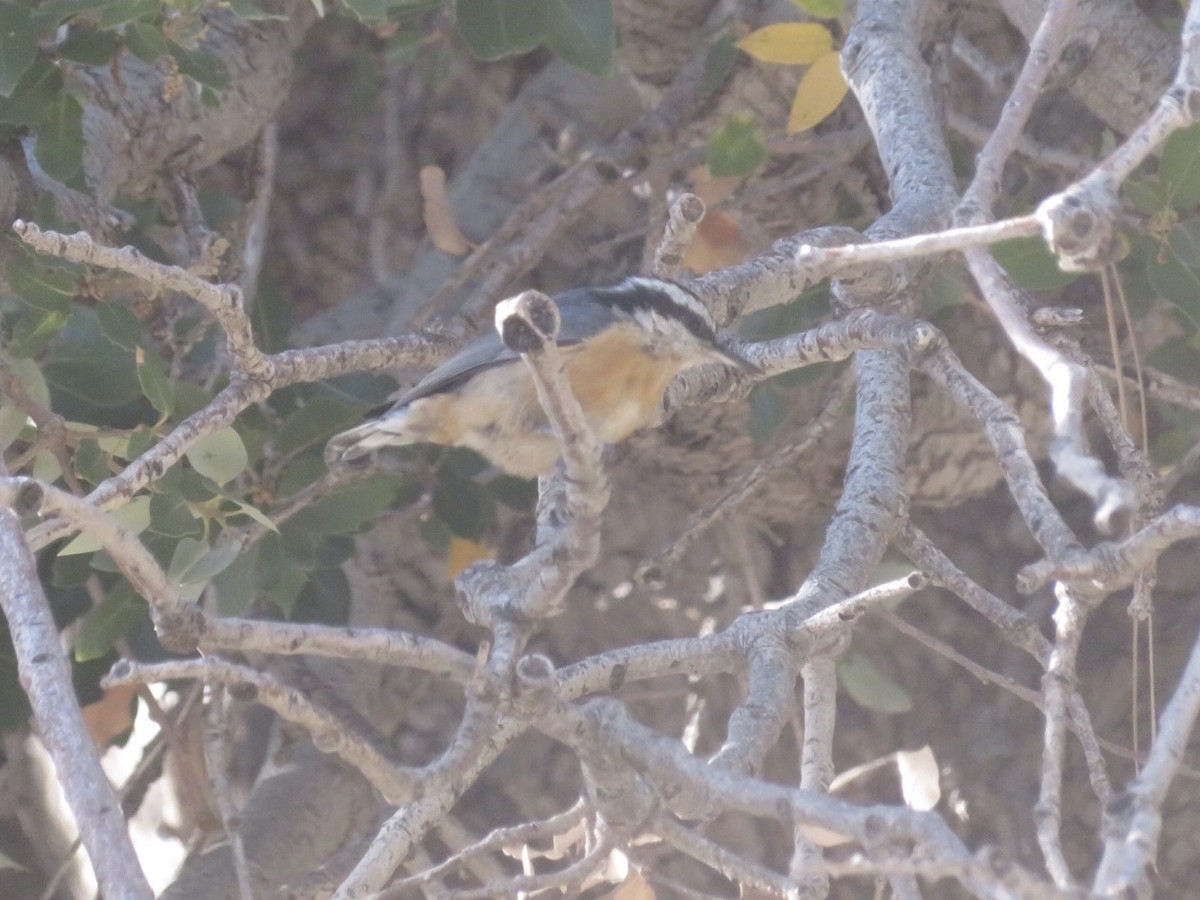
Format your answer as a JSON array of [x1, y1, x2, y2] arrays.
[[324, 408, 415, 467]]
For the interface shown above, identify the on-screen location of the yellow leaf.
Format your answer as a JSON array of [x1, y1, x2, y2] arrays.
[[736, 22, 832, 65], [448, 536, 493, 578], [787, 51, 849, 134]]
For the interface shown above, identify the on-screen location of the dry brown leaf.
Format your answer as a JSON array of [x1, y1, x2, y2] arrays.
[[82, 683, 137, 748], [420, 165, 472, 255], [799, 822, 852, 847], [609, 870, 655, 900], [681, 211, 752, 273], [447, 536, 494, 578], [688, 165, 743, 205]]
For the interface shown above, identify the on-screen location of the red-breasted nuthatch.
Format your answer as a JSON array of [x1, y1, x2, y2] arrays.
[[325, 277, 749, 477]]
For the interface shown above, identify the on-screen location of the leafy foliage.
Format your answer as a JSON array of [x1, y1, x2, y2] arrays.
[[0, 208, 540, 734], [0, 0, 230, 187], [454, 0, 615, 76]]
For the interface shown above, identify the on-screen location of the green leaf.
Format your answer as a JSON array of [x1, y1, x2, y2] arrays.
[[96, 303, 143, 351], [249, 280, 293, 353], [212, 542, 259, 615], [1123, 177, 1169, 216], [225, 0, 289, 19], [291, 566, 350, 624], [30, 0, 114, 30], [72, 437, 109, 484], [838, 650, 913, 714], [0, 630, 32, 733], [1168, 218, 1200, 267], [73, 583, 146, 662], [315, 533, 355, 567], [701, 31, 739, 100], [0, 3, 39, 97], [58, 27, 122, 65], [318, 372, 399, 407], [1160, 123, 1200, 211], [222, 495, 277, 532], [95, 0, 160, 29], [748, 381, 789, 444], [185, 428, 248, 485], [543, 0, 614, 77], [739, 283, 828, 339], [4, 355, 50, 408], [59, 496, 152, 556], [708, 117, 766, 178], [165, 537, 206, 583], [386, 28, 425, 64], [275, 396, 361, 458], [168, 42, 230, 90], [1147, 335, 1200, 380], [44, 308, 143, 413], [920, 262, 972, 316], [792, 0, 844, 17], [32, 449, 60, 482], [171, 380, 215, 422], [137, 350, 174, 419], [1147, 249, 1200, 328], [126, 428, 158, 459], [124, 21, 169, 62], [276, 451, 327, 496], [990, 237, 1080, 292], [268, 561, 311, 617], [174, 540, 241, 585], [96, 431, 130, 457], [489, 474, 536, 510], [437, 445, 490, 478], [6, 254, 78, 313], [149, 488, 202, 540], [0, 356, 49, 451], [7, 308, 68, 357], [455, 0, 544, 61], [0, 403, 25, 452], [432, 472, 495, 540], [52, 552, 93, 588], [285, 474, 405, 536], [0, 57, 62, 125], [36, 92, 85, 183], [46, 323, 143, 422], [342, 0, 388, 20]]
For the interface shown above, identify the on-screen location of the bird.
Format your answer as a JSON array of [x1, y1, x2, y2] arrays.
[[324, 277, 749, 478]]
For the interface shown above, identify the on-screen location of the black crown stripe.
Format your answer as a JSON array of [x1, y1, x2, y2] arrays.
[[603, 281, 715, 342]]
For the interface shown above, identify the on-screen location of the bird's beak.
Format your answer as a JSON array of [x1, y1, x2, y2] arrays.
[[709, 341, 759, 375]]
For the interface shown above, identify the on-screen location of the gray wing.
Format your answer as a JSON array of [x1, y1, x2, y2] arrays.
[[394, 290, 620, 406], [393, 332, 515, 405]]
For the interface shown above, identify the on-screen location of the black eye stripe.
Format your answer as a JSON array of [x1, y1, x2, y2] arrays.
[[600, 281, 715, 342]]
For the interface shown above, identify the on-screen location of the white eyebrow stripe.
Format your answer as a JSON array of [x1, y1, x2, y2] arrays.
[[621, 277, 715, 330]]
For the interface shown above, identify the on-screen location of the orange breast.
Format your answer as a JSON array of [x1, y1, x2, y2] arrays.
[[564, 327, 685, 442]]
